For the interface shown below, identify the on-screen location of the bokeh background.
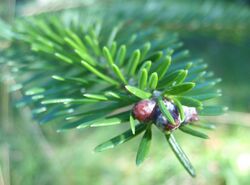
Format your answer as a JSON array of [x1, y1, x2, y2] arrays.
[[0, 0, 250, 184]]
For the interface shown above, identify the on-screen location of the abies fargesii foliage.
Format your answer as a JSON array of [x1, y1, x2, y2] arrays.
[[0, 14, 227, 177]]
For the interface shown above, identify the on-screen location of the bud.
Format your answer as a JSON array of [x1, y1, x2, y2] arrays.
[[132, 99, 156, 122], [154, 99, 181, 131], [182, 106, 199, 124]]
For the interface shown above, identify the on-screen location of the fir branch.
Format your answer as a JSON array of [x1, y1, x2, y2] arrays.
[[0, 8, 226, 176]]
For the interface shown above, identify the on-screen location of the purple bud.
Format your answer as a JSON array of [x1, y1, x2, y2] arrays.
[[154, 99, 181, 131]]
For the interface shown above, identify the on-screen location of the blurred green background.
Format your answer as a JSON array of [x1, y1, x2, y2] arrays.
[[0, 0, 250, 184]]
